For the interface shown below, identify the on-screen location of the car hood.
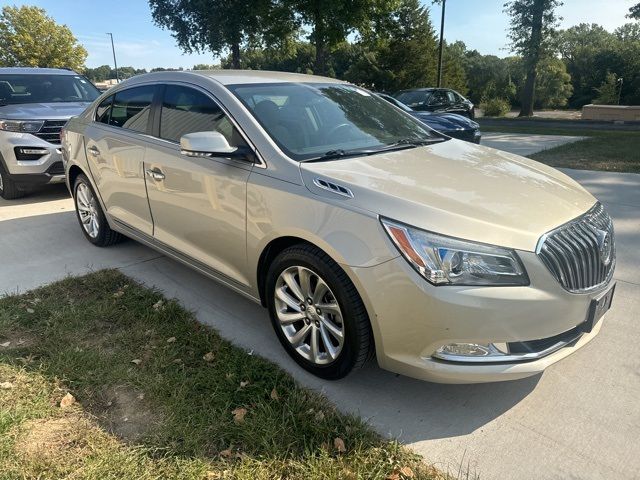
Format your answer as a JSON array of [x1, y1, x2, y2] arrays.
[[0, 102, 91, 120], [411, 112, 477, 131], [300, 140, 596, 252]]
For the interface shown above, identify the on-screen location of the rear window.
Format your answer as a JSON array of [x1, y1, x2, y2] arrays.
[[0, 74, 100, 105]]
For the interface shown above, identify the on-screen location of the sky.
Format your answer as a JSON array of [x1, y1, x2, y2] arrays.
[[0, 0, 636, 70]]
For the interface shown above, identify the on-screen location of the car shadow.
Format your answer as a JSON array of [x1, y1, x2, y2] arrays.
[[0, 183, 69, 208]]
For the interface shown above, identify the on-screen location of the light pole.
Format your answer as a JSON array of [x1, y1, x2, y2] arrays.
[[617, 77, 624, 105], [106, 33, 119, 83], [437, 0, 446, 88]]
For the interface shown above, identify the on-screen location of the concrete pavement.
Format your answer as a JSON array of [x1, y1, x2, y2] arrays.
[[1, 167, 639, 479], [482, 132, 584, 156]]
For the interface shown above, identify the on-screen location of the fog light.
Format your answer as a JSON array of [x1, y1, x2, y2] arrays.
[[433, 342, 509, 362], [14, 147, 50, 161]]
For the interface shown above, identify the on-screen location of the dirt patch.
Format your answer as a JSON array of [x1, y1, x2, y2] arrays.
[[0, 331, 38, 350], [14, 416, 95, 462], [94, 385, 161, 443]]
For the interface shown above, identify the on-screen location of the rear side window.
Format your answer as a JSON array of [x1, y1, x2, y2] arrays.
[[109, 86, 156, 133], [159, 84, 245, 147], [446, 91, 456, 103], [95, 96, 113, 124]]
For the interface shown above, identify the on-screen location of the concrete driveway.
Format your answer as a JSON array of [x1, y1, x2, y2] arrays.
[[482, 132, 584, 156], [1, 167, 639, 480]]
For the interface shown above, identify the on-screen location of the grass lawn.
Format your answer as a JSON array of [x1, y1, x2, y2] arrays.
[[0, 270, 445, 480], [481, 125, 640, 173]]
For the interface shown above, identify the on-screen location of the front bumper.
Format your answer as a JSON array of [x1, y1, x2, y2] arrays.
[[0, 131, 65, 185], [349, 250, 613, 384], [446, 129, 481, 144]]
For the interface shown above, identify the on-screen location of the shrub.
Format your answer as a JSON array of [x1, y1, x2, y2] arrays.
[[480, 97, 511, 117]]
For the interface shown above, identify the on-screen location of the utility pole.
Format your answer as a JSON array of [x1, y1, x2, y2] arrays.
[[437, 0, 446, 88], [106, 33, 119, 82]]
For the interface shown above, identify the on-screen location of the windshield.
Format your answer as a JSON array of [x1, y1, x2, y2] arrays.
[[229, 82, 439, 161], [394, 90, 433, 108], [0, 74, 100, 106]]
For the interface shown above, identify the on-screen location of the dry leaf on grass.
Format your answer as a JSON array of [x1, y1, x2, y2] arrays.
[[153, 300, 164, 310], [203, 352, 215, 362], [0, 381, 14, 389], [315, 410, 325, 422], [16, 339, 25, 346], [131, 359, 142, 365], [166, 337, 176, 344], [219, 448, 233, 458], [334, 437, 346, 453], [0, 341, 10, 348], [173, 358, 183, 364], [60, 393, 76, 408], [113, 291, 124, 298], [270, 388, 279, 400], [239, 380, 250, 388], [387, 474, 400, 480], [232, 407, 247, 423], [399, 466, 414, 478], [26, 308, 35, 314]]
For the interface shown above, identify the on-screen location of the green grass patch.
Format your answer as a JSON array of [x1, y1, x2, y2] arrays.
[[0, 270, 444, 480], [480, 125, 640, 173]]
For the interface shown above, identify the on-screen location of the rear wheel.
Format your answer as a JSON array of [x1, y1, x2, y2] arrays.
[[266, 244, 374, 380], [73, 174, 123, 247], [0, 165, 26, 200]]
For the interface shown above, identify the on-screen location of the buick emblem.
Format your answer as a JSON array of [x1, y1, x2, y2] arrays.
[[595, 229, 612, 265]]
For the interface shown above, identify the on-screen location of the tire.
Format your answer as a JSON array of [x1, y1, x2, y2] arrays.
[[0, 164, 26, 200], [265, 244, 374, 380], [73, 174, 123, 247]]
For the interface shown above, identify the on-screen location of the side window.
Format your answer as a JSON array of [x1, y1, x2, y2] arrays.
[[446, 91, 456, 104], [159, 85, 246, 147], [95, 96, 113, 124], [429, 91, 447, 105], [109, 85, 156, 133]]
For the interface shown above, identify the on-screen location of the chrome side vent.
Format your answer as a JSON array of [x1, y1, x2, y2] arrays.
[[313, 178, 354, 198]]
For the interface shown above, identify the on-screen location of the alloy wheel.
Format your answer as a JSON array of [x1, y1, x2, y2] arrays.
[[274, 266, 345, 365], [76, 183, 99, 238]]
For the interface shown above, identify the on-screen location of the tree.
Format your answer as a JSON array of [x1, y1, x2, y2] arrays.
[[628, 2, 640, 20], [0, 6, 87, 70], [594, 72, 620, 105], [148, 0, 295, 69], [345, 0, 440, 91], [504, 0, 562, 116], [288, 0, 391, 76]]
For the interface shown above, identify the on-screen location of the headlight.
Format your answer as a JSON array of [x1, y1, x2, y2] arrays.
[[0, 119, 44, 133], [381, 218, 529, 286]]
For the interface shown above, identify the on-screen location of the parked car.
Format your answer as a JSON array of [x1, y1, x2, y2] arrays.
[[394, 87, 475, 119], [377, 93, 481, 143], [0, 67, 101, 199], [63, 71, 615, 384]]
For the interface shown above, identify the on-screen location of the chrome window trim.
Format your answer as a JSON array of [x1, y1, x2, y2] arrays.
[[90, 79, 266, 169]]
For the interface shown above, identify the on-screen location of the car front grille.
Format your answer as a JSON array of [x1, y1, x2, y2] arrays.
[[537, 202, 615, 293], [33, 120, 66, 144]]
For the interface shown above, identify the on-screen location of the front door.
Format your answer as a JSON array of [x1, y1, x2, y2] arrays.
[[143, 84, 253, 287], [84, 85, 158, 235]]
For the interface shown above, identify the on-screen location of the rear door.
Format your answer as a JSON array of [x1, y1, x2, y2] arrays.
[[446, 90, 467, 116], [84, 85, 158, 235], [143, 83, 253, 286]]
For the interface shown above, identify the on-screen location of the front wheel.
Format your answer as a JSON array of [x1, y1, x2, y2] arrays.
[[0, 165, 25, 200], [73, 174, 123, 247], [265, 244, 374, 380]]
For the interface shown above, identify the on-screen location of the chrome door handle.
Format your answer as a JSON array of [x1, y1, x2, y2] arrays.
[[145, 168, 165, 181], [87, 146, 100, 157]]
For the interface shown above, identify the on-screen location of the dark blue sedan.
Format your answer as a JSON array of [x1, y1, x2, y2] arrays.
[[377, 93, 481, 144]]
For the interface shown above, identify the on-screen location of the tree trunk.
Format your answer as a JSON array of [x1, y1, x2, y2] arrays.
[[518, 0, 545, 117], [313, 2, 326, 75], [519, 67, 537, 117], [231, 42, 241, 69]]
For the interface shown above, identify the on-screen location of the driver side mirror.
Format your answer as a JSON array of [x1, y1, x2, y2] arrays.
[[180, 131, 254, 162]]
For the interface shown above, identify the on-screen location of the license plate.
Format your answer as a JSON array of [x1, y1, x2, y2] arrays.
[[584, 284, 615, 333]]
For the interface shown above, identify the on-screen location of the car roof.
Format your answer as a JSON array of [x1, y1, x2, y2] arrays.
[[0, 67, 79, 76], [133, 69, 347, 86]]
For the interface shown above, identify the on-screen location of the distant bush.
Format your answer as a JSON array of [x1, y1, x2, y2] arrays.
[[480, 97, 511, 117]]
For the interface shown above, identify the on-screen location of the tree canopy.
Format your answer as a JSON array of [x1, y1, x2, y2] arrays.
[[0, 5, 87, 70]]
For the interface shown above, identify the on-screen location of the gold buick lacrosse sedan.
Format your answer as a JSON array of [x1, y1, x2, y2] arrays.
[[62, 71, 615, 383]]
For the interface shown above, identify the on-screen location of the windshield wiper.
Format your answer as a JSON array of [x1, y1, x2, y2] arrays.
[[305, 138, 442, 163], [305, 148, 380, 163]]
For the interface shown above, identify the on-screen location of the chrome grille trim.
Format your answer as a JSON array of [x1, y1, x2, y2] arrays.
[[33, 120, 66, 145], [536, 202, 615, 293]]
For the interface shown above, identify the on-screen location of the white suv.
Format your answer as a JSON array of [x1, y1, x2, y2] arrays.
[[0, 67, 100, 199]]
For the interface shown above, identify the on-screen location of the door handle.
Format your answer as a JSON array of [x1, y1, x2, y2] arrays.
[[145, 168, 165, 181], [87, 146, 100, 157]]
